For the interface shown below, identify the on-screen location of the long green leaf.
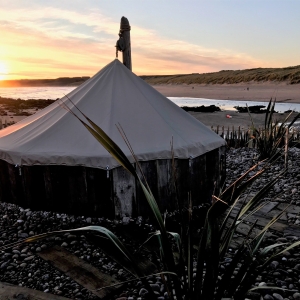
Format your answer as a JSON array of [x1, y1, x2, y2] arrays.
[[261, 240, 300, 269], [249, 286, 298, 293]]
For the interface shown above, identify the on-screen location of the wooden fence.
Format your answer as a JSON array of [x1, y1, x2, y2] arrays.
[[210, 125, 300, 149]]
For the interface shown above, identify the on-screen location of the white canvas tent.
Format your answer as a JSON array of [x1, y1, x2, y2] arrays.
[[0, 59, 225, 169], [0, 59, 226, 217]]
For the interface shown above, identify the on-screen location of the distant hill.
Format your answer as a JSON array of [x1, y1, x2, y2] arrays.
[[1, 65, 300, 87], [0, 77, 90, 87], [141, 65, 300, 85]]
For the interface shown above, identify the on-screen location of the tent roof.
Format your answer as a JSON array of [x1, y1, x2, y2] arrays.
[[0, 59, 225, 169]]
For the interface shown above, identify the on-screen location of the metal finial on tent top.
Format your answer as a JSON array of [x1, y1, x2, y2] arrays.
[[115, 16, 132, 71]]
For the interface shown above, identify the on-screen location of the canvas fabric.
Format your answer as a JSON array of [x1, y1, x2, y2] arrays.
[[0, 59, 225, 169]]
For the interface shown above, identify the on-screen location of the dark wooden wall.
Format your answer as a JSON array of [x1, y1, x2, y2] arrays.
[[0, 146, 225, 218]]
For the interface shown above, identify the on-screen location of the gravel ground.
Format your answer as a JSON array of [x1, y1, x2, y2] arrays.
[[1, 148, 300, 300]]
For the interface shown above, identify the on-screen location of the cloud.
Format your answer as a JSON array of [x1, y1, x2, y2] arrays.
[[0, 5, 263, 78]]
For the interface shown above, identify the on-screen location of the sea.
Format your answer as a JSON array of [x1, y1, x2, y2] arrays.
[[0, 86, 300, 113]]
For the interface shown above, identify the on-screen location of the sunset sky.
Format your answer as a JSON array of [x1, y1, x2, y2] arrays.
[[0, 0, 299, 79]]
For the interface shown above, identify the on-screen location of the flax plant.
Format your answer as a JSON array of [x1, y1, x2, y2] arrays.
[[248, 98, 300, 159], [2, 97, 300, 300]]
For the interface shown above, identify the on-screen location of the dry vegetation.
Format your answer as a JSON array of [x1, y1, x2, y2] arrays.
[[141, 65, 300, 85]]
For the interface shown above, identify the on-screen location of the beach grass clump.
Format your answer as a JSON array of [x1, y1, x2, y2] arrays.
[[2, 101, 300, 300], [248, 98, 300, 159]]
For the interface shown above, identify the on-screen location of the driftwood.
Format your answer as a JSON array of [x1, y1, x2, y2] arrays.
[[38, 245, 122, 299], [116, 16, 132, 71]]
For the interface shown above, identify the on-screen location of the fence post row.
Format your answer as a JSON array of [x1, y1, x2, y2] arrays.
[[210, 126, 300, 149]]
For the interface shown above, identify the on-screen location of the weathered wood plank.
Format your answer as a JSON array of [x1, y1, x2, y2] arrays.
[[284, 225, 300, 237], [135, 161, 159, 216], [175, 159, 190, 210], [0, 160, 11, 202], [206, 149, 220, 201], [258, 202, 279, 214], [190, 155, 207, 205], [219, 146, 226, 191], [156, 159, 174, 212], [85, 167, 114, 217], [228, 205, 289, 233], [7, 163, 25, 205], [226, 222, 273, 239], [112, 166, 136, 218], [0, 281, 70, 300], [38, 245, 122, 299], [67, 166, 88, 214], [43, 166, 69, 212], [22, 166, 47, 210], [278, 203, 300, 214]]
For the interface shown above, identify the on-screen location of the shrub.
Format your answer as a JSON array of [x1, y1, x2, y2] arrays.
[[248, 98, 300, 159]]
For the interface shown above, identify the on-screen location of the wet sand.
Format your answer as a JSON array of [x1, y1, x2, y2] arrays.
[[153, 82, 300, 103], [152, 82, 300, 128], [188, 110, 299, 129]]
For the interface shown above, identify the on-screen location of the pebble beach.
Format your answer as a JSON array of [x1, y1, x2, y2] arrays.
[[1, 147, 300, 300]]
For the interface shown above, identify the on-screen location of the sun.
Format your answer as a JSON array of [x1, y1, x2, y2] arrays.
[[0, 62, 8, 80]]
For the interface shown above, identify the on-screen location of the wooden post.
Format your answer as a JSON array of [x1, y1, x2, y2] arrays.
[[248, 129, 253, 148], [285, 127, 288, 168], [116, 17, 132, 71]]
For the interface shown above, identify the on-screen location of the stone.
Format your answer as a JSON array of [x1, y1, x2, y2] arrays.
[[139, 288, 148, 296], [273, 294, 284, 300], [18, 233, 29, 238], [24, 255, 34, 261], [150, 283, 160, 292], [293, 293, 300, 300]]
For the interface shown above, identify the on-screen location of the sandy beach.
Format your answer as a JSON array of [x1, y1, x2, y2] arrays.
[[152, 82, 300, 129], [153, 82, 300, 103]]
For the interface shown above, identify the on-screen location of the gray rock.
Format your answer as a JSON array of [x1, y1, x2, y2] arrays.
[[24, 255, 34, 261], [273, 293, 284, 300], [270, 261, 279, 269], [18, 233, 29, 238], [293, 293, 300, 300], [150, 283, 160, 292], [139, 288, 148, 296], [0, 262, 9, 269]]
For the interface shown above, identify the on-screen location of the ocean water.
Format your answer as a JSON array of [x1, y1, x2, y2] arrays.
[[0, 87, 75, 100], [0, 86, 300, 113]]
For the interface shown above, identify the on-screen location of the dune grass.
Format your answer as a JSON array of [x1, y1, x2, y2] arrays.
[[141, 65, 300, 85]]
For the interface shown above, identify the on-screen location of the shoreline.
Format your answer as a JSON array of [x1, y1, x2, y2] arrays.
[[0, 82, 299, 129], [152, 82, 300, 103]]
